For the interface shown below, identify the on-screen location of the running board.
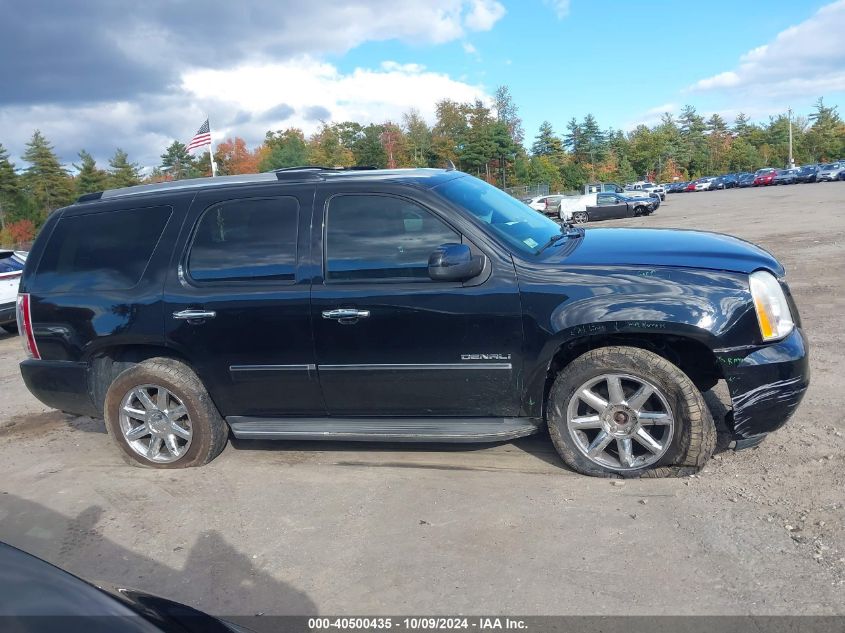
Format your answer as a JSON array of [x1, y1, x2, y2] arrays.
[[226, 416, 542, 443]]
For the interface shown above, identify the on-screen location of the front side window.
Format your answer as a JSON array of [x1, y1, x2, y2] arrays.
[[188, 197, 299, 282], [325, 195, 459, 282], [435, 175, 563, 255]]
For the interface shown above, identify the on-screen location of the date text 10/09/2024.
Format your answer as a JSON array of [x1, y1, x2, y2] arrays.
[[308, 617, 528, 630]]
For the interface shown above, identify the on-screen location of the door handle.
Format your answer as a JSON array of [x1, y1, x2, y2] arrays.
[[322, 308, 370, 321], [172, 309, 217, 321]]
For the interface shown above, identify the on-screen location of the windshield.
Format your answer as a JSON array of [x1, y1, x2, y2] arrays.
[[436, 175, 564, 255]]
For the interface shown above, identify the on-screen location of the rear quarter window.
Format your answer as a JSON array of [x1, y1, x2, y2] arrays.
[[34, 205, 172, 292]]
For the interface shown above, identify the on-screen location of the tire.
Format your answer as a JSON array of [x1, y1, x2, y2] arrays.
[[633, 206, 646, 217], [1, 323, 17, 334], [572, 211, 589, 224], [104, 357, 228, 468], [547, 346, 715, 478]]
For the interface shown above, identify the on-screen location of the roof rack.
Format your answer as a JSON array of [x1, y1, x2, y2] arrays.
[[271, 165, 378, 180], [75, 165, 438, 204]]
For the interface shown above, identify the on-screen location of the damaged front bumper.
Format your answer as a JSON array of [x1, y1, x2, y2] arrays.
[[716, 327, 809, 444]]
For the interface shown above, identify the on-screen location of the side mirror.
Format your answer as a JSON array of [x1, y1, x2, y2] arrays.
[[428, 243, 485, 282]]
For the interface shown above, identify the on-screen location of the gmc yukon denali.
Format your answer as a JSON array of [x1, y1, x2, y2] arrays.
[[15, 167, 809, 477]]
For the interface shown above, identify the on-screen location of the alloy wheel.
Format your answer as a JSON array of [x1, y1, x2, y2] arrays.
[[565, 373, 674, 470], [119, 384, 193, 463]]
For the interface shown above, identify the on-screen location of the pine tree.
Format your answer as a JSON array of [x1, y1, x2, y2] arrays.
[[73, 150, 108, 194], [733, 113, 752, 137], [107, 149, 141, 188], [160, 141, 200, 180], [21, 130, 74, 219], [563, 118, 584, 160], [806, 98, 845, 161], [0, 144, 21, 229], [531, 121, 562, 157], [581, 114, 606, 162]]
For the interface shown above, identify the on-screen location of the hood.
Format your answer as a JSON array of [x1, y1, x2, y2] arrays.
[[559, 228, 784, 275]]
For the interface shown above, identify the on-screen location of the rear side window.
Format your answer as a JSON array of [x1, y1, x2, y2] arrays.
[[188, 197, 299, 283], [35, 206, 171, 292]]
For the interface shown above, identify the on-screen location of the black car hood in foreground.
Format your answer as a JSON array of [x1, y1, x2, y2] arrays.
[[0, 542, 241, 633], [558, 228, 783, 275]]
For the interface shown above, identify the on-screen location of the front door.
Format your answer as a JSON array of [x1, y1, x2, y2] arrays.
[[164, 186, 323, 418], [593, 193, 627, 220], [310, 190, 524, 417]]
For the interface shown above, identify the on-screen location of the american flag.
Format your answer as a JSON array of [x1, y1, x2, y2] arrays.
[[186, 119, 211, 152]]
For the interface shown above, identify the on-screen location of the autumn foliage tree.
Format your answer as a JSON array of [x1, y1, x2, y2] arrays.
[[214, 137, 261, 175]]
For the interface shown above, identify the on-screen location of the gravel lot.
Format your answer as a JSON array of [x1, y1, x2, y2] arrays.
[[0, 183, 843, 618]]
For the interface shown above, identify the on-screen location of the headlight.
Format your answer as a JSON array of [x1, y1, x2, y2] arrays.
[[749, 270, 794, 341]]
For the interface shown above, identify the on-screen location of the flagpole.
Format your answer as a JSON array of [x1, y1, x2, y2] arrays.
[[208, 117, 217, 178]]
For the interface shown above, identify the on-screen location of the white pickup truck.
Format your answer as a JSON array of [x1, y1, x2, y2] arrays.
[[558, 182, 659, 220], [0, 250, 27, 333]]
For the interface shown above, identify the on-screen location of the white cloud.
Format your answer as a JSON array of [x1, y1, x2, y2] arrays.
[[687, 0, 845, 98], [182, 57, 488, 136], [462, 42, 480, 59], [0, 0, 507, 171], [0, 57, 490, 172], [544, 0, 571, 19], [464, 0, 506, 31]]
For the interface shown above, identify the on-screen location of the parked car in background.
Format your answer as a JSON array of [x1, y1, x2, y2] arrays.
[[694, 177, 715, 191], [626, 182, 666, 201], [572, 192, 656, 223], [773, 169, 800, 185], [738, 173, 756, 187], [816, 162, 844, 182], [711, 175, 738, 190], [0, 250, 27, 333], [796, 164, 819, 183], [753, 168, 777, 186], [526, 194, 565, 214]]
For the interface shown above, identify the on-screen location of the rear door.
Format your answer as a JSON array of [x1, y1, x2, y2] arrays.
[[164, 185, 323, 418], [310, 187, 524, 417]]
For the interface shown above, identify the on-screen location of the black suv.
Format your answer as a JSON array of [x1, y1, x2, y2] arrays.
[[16, 168, 809, 477]]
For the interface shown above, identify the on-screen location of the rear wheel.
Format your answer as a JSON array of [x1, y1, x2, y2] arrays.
[[572, 211, 589, 224], [547, 346, 715, 478], [104, 358, 228, 468]]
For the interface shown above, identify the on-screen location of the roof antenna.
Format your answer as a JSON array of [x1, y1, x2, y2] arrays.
[[445, 159, 456, 171]]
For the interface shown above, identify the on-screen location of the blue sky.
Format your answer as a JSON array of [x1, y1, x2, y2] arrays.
[[334, 0, 843, 138], [1, 0, 843, 168]]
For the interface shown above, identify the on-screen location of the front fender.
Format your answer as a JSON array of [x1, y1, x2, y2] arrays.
[[515, 264, 759, 417]]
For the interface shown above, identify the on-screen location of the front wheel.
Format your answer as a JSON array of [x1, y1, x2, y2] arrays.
[[104, 358, 229, 468], [547, 346, 715, 478], [572, 211, 589, 224]]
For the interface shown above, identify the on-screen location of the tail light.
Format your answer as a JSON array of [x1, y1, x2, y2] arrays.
[[16, 293, 40, 360]]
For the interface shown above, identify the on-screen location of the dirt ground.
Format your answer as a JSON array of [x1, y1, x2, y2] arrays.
[[0, 183, 843, 617]]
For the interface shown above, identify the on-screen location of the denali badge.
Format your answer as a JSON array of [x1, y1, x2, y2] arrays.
[[461, 353, 512, 361]]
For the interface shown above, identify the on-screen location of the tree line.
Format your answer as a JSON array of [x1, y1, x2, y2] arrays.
[[1, 87, 843, 247]]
